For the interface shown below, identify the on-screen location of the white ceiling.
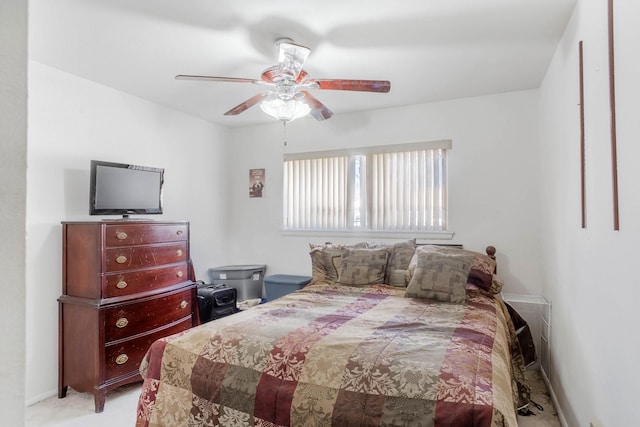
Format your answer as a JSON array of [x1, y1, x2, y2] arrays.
[[29, 0, 576, 128]]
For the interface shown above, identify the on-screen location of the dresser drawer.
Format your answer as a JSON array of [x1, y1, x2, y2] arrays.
[[105, 242, 187, 272], [104, 318, 191, 381], [105, 223, 188, 247], [104, 263, 189, 298], [104, 288, 193, 342]]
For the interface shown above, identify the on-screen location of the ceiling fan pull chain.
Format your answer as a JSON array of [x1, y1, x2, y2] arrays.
[[283, 121, 288, 162]]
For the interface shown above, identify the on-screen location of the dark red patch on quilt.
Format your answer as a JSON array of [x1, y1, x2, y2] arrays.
[[254, 373, 297, 425], [435, 401, 493, 426], [142, 339, 168, 380]]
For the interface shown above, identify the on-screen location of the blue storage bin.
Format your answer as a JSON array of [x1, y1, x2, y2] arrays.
[[264, 274, 312, 301]]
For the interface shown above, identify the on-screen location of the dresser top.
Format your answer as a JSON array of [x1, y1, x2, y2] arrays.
[[62, 219, 188, 225]]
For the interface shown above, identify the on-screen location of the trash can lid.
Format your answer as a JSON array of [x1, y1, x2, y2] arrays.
[[210, 264, 266, 272]]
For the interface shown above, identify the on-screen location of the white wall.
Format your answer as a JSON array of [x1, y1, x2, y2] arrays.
[[26, 62, 230, 403], [538, 0, 640, 425], [224, 90, 543, 296], [0, 1, 28, 425]]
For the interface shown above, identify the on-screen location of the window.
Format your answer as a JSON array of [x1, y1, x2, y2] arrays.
[[283, 140, 450, 234]]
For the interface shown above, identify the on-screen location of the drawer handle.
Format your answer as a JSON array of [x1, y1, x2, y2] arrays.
[[115, 354, 129, 365], [180, 300, 188, 309], [176, 249, 183, 257], [115, 231, 128, 240], [116, 280, 128, 289], [176, 271, 183, 278], [176, 230, 183, 236], [115, 317, 129, 328], [116, 255, 127, 264]]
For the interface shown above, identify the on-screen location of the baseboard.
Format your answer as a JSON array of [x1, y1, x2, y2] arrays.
[[26, 388, 57, 407], [540, 368, 568, 427]]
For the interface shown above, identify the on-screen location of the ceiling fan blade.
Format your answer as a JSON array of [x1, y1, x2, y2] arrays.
[[224, 93, 266, 116], [277, 40, 311, 81], [176, 74, 261, 84], [313, 79, 391, 93], [300, 91, 333, 121]]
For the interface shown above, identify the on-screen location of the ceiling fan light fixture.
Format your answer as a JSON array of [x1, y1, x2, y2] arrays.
[[260, 97, 310, 122]]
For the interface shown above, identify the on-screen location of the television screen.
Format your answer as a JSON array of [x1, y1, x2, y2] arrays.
[[90, 160, 164, 217]]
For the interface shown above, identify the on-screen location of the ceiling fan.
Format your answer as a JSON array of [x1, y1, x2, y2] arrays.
[[175, 38, 391, 122]]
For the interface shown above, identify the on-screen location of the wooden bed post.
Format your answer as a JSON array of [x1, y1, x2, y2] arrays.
[[486, 246, 497, 273]]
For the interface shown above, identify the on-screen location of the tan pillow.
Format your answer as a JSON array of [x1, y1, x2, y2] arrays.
[[336, 248, 389, 286], [406, 245, 496, 290], [309, 242, 368, 282], [388, 269, 408, 287], [405, 250, 474, 303], [368, 239, 416, 286]]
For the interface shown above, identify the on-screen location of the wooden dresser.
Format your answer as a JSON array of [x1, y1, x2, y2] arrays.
[[58, 220, 197, 412]]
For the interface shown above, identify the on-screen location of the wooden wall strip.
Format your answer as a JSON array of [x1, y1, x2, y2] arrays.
[[608, 0, 620, 230], [579, 41, 586, 229]]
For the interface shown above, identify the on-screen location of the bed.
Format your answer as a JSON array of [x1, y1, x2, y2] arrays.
[[135, 242, 530, 427]]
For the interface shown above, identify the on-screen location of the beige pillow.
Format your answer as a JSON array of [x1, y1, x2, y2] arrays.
[[406, 245, 496, 291], [388, 269, 408, 287], [367, 239, 416, 286], [309, 242, 368, 283], [336, 248, 389, 286], [405, 250, 474, 303]]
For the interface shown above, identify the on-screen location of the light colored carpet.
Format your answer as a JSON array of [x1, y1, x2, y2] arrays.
[[518, 368, 561, 427], [27, 369, 560, 426], [518, 368, 561, 426], [27, 382, 139, 427]]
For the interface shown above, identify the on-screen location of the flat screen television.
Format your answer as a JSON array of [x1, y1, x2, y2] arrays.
[[90, 160, 164, 218]]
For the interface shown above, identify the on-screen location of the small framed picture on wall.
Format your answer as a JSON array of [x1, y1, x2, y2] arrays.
[[249, 168, 265, 198]]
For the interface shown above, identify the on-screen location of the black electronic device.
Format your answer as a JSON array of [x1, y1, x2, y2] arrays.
[[89, 160, 164, 218]]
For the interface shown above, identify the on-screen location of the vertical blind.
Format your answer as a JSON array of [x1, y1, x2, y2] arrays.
[[283, 156, 349, 230], [283, 140, 450, 231], [368, 149, 447, 230]]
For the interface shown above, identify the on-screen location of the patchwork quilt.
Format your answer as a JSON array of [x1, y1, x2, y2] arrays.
[[136, 282, 528, 427]]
